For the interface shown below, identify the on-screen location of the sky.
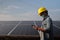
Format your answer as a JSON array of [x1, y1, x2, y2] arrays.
[[0, 0, 60, 21]]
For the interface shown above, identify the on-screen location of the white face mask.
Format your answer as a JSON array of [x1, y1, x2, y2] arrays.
[[41, 15, 45, 18]]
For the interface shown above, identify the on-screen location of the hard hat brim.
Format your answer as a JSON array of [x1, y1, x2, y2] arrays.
[[38, 10, 46, 16]]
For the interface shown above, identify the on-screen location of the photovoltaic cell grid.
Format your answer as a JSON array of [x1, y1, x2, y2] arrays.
[[0, 21, 60, 37]]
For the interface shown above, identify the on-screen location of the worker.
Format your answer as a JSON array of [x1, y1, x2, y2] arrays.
[[33, 7, 54, 40]]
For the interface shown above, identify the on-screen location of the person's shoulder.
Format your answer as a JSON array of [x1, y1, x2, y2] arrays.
[[46, 16, 52, 21]]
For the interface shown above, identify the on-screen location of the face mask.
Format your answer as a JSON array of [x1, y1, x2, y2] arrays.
[[41, 15, 45, 18]]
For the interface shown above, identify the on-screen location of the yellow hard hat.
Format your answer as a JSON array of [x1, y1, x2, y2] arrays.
[[38, 7, 47, 16]]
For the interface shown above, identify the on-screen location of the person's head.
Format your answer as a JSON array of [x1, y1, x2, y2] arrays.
[[38, 7, 48, 18]]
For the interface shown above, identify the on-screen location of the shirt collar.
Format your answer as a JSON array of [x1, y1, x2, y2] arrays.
[[43, 15, 49, 21]]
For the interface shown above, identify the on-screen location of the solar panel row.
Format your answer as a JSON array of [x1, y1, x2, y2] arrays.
[[0, 21, 60, 37]]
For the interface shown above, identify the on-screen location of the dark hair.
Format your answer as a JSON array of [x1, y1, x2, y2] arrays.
[[45, 10, 48, 15]]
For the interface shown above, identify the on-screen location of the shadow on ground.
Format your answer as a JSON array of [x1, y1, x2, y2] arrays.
[[0, 35, 59, 40]]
